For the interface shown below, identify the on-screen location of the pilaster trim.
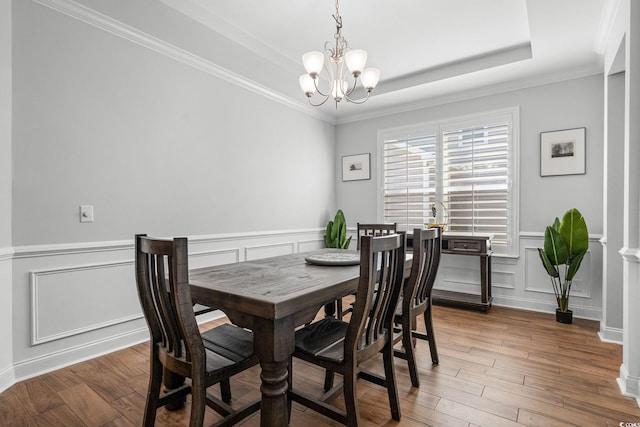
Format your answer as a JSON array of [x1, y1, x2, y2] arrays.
[[619, 247, 640, 262]]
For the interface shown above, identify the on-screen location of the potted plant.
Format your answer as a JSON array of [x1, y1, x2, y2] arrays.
[[325, 209, 352, 249], [537, 208, 589, 324]]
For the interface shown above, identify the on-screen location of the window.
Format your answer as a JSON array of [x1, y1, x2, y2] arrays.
[[379, 109, 519, 255]]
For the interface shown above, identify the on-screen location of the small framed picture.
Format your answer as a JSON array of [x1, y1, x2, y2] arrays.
[[540, 127, 586, 177], [342, 153, 371, 181]]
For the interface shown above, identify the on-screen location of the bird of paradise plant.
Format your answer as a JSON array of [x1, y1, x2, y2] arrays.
[[537, 208, 589, 312]]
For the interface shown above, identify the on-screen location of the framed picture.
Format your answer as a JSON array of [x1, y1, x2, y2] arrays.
[[342, 153, 370, 181], [540, 127, 586, 177]]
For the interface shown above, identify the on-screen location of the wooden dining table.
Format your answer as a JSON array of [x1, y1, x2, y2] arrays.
[[188, 248, 410, 426]]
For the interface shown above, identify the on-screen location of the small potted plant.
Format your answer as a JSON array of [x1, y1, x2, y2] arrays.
[[325, 209, 352, 249], [537, 208, 589, 324]]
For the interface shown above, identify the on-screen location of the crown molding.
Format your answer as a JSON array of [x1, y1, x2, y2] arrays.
[[594, 0, 622, 55], [30, 0, 335, 124]]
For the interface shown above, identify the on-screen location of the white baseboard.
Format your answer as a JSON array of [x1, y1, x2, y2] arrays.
[[618, 364, 640, 407], [0, 364, 16, 394], [598, 322, 624, 344], [12, 327, 150, 383], [491, 295, 602, 321]]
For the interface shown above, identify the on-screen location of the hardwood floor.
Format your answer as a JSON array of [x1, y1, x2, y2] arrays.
[[1, 305, 639, 426]]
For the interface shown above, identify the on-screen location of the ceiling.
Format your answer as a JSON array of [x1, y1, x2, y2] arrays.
[[157, 0, 611, 123]]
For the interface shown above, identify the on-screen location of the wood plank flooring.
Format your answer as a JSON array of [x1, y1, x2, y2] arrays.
[[1, 305, 639, 426]]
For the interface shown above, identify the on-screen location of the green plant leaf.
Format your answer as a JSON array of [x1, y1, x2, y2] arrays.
[[559, 208, 589, 258], [566, 249, 587, 281], [330, 218, 339, 241], [339, 220, 347, 246], [325, 221, 334, 247], [551, 217, 561, 232], [544, 225, 568, 265], [538, 248, 559, 277]]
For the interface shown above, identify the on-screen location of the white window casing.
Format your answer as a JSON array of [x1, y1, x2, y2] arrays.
[[377, 107, 520, 256]]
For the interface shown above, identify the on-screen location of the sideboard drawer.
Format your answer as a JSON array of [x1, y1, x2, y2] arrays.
[[449, 239, 483, 253]]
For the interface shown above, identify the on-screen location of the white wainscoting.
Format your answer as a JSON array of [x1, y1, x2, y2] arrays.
[[30, 260, 140, 345], [8, 229, 326, 386], [3, 229, 604, 392]]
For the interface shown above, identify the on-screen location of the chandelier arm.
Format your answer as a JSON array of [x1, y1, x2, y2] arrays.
[[307, 94, 331, 107], [312, 76, 330, 98], [343, 90, 372, 105], [343, 76, 360, 97]]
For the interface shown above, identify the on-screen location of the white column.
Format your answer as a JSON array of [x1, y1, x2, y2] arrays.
[[601, 69, 625, 343], [618, 0, 640, 406]]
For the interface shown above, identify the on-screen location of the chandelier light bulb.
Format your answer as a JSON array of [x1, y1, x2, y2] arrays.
[[330, 80, 348, 101], [299, 74, 317, 96], [302, 51, 325, 76], [345, 49, 368, 76], [361, 68, 380, 91]]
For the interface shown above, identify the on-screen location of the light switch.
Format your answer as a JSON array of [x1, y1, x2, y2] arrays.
[[80, 205, 94, 223]]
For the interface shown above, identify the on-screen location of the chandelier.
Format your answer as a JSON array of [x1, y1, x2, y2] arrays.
[[299, 0, 380, 108]]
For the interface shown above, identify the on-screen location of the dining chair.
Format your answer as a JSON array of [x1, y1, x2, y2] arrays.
[[393, 227, 442, 387], [356, 223, 398, 249], [135, 234, 261, 427], [288, 232, 406, 426], [334, 222, 399, 319]]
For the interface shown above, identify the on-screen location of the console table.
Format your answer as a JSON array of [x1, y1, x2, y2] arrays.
[[432, 233, 493, 313]]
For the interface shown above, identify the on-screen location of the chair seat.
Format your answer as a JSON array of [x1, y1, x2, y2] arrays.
[[294, 317, 348, 363], [202, 323, 254, 364]]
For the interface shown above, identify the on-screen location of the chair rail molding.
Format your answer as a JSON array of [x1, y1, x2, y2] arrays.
[[0, 246, 14, 261]]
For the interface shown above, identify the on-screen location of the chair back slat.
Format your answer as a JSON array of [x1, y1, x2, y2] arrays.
[[348, 232, 405, 356], [406, 228, 441, 313], [356, 223, 397, 250]]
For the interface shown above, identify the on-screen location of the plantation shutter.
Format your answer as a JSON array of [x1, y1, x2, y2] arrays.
[[380, 111, 516, 254], [383, 133, 437, 232], [441, 121, 510, 245]]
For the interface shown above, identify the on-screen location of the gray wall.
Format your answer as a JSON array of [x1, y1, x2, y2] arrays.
[[335, 74, 605, 318], [12, 0, 336, 247], [1, 0, 11, 247], [5, 0, 336, 385], [336, 74, 604, 235]]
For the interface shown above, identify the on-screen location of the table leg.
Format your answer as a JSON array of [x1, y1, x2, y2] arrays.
[[253, 316, 295, 427]]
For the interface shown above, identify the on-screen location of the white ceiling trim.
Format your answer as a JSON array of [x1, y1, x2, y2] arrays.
[[594, 0, 623, 54], [376, 43, 533, 96], [30, 0, 335, 124], [337, 67, 602, 125]]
